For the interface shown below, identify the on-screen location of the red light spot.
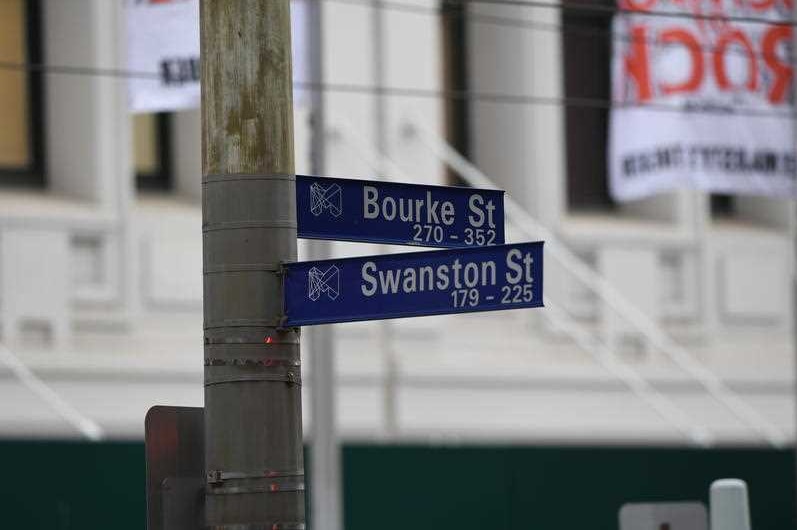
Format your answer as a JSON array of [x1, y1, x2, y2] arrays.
[[264, 336, 273, 344], [270, 483, 279, 492]]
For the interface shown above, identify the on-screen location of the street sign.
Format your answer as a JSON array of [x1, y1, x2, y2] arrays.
[[283, 241, 543, 326], [295, 175, 505, 248], [145, 406, 204, 530], [619, 502, 708, 530]]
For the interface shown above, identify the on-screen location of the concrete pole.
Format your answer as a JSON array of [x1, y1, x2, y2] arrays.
[[371, 0, 400, 439], [306, 1, 344, 529], [710, 479, 751, 530], [201, 2, 304, 528], [308, 308, 341, 530]]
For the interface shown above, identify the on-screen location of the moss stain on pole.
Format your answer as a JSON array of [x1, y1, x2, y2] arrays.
[[202, 1, 294, 174]]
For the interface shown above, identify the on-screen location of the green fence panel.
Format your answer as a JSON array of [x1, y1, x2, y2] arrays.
[[0, 441, 144, 530], [342, 445, 795, 530], [0, 441, 791, 530]]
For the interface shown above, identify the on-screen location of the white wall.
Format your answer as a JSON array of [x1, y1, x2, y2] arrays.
[[468, 2, 566, 228]]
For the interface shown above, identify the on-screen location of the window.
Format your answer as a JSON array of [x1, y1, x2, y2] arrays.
[[441, 0, 469, 187], [0, 0, 44, 186], [710, 194, 735, 218], [134, 112, 173, 190], [563, 1, 614, 211]]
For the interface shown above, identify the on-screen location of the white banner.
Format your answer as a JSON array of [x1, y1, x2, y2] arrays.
[[126, 0, 308, 114], [126, 0, 200, 113], [609, 0, 796, 201]]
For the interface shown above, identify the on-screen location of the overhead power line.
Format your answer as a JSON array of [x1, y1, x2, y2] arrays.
[[0, 61, 150, 80], [337, 0, 794, 27], [329, 0, 797, 61], [0, 59, 793, 120], [456, 0, 796, 26], [0, 60, 792, 120]]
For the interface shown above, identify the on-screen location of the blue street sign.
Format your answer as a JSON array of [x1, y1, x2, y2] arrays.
[[283, 241, 543, 326], [295, 175, 505, 248]]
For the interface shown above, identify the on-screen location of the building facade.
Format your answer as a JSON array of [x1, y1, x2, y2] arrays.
[[0, 0, 792, 447]]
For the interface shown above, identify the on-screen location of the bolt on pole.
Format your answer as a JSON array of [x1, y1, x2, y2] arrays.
[[201, 1, 304, 528]]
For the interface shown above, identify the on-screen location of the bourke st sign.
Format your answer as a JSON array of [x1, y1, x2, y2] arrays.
[[609, 0, 797, 201]]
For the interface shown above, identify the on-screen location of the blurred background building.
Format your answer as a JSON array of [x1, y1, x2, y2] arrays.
[[0, 0, 790, 444], [0, 0, 793, 528]]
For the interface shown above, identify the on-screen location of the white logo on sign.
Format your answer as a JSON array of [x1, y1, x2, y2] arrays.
[[308, 265, 340, 301], [310, 182, 343, 218]]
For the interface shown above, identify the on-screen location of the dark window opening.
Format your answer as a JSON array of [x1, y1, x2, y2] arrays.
[[563, 0, 614, 211], [135, 112, 173, 191], [0, 0, 45, 187], [441, 0, 469, 187], [710, 194, 735, 218]]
